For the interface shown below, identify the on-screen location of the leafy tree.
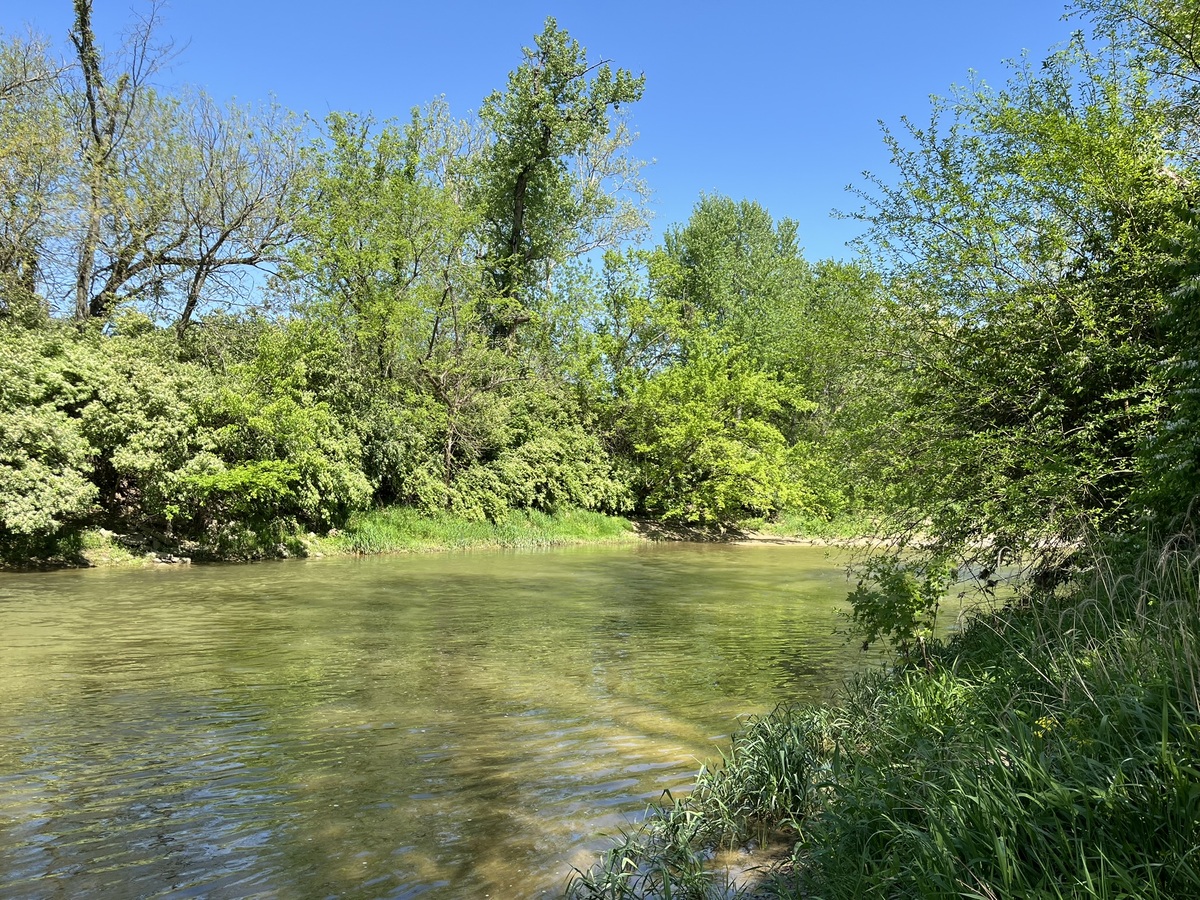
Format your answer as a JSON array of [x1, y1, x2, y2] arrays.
[[1138, 212, 1200, 529], [625, 336, 806, 524], [0, 30, 67, 325], [661, 195, 813, 368], [286, 22, 643, 522], [286, 107, 475, 380], [585, 196, 878, 525], [1073, 0, 1200, 531], [473, 16, 646, 341], [846, 36, 1183, 566]]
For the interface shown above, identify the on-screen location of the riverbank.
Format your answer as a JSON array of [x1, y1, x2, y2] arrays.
[[14, 508, 639, 570], [2, 507, 873, 570], [567, 536, 1200, 898]]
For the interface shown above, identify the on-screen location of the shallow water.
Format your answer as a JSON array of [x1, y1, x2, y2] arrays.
[[0, 542, 866, 898]]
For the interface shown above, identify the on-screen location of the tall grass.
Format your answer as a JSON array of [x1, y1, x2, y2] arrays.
[[748, 509, 878, 541], [326, 506, 639, 555], [568, 535, 1200, 899]]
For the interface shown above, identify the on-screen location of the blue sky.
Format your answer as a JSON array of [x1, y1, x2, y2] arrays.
[[4, 1, 1080, 260]]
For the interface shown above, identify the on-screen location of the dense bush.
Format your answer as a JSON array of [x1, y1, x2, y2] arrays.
[[0, 324, 374, 560], [0, 327, 99, 557], [624, 344, 803, 524]]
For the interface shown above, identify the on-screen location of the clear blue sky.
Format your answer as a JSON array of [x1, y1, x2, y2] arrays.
[[4, 1, 1080, 260]]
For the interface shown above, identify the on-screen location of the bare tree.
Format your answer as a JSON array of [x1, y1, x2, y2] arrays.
[[69, 0, 176, 321], [165, 93, 307, 332]]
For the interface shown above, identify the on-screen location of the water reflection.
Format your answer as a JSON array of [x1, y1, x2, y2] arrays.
[[0, 542, 865, 898]]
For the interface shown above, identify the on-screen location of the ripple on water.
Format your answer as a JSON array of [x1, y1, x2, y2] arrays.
[[0, 543, 862, 898]]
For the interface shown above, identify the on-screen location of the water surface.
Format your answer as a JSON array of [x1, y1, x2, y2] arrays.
[[0, 542, 865, 898]]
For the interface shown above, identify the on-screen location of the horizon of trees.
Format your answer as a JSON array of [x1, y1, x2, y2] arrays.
[[3, 0, 1199, 579]]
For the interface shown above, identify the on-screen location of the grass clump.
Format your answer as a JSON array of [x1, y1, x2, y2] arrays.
[[748, 509, 878, 541], [324, 506, 638, 555], [568, 536, 1200, 899]]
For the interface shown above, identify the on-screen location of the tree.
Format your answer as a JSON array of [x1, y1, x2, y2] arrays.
[[846, 35, 1184, 566], [287, 106, 479, 381], [0, 30, 68, 324], [166, 92, 307, 332], [661, 195, 813, 364], [0, 326, 98, 558], [624, 336, 805, 524], [473, 16, 646, 342], [285, 94, 629, 520], [584, 197, 874, 525], [68, 0, 174, 321], [20, 1, 307, 328]]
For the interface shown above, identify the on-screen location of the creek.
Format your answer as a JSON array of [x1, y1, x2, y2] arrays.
[[0, 542, 868, 898]]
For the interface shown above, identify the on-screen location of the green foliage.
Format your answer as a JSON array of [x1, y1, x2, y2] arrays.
[[0, 326, 226, 552], [587, 197, 877, 527], [847, 556, 954, 658], [1138, 206, 1200, 531], [183, 390, 368, 537], [281, 40, 643, 526], [0, 328, 98, 555], [286, 106, 475, 379], [5, 16, 886, 561], [625, 341, 805, 524], [661, 195, 813, 372], [456, 384, 630, 518], [473, 16, 646, 331], [847, 35, 1182, 565], [0, 323, 374, 561], [0, 31, 66, 326]]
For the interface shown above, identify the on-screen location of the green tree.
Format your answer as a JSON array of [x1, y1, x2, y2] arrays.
[[285, 91, 629, 520], [625, 336, 806, 524], [586, 197, 873, 525], [661, 195, 812, 366], [0, 30, 67, 325], [1073, 0, 1200, 531], [473, 16, 646, 342], [847, 36, 1183, 566], [286, 106, 476, 381]]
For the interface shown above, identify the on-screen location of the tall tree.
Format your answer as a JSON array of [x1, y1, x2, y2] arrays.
[[0, 30, 67, 324], [68, 0, 173, 321], [61, 1, 304, 328], [473, 17, 646, 342]]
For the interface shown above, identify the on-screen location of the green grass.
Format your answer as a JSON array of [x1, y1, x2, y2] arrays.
[[568, 534, 1200, 899], [77, 529, 148, 567], [3, 508, 638, 569], [747, 508, 878, 541], [320, 506, 640, 556]]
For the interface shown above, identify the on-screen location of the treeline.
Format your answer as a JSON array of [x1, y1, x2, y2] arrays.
[[0, 4, 877, 562], [4, 0, 1200, 572]]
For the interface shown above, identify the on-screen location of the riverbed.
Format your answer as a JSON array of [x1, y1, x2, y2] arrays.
[[0, 542, 867, 898]]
